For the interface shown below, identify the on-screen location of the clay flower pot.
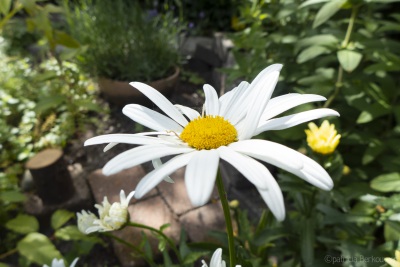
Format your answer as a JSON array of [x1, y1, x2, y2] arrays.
[[98, 67, 180, 106]]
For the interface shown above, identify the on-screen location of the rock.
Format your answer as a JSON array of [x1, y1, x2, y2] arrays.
[[87, 166, 157, 201], [112, 195, 181, 267], [157, 168, 219, 216], [87, 165, 227, 266], [179, 201, 225, 243]]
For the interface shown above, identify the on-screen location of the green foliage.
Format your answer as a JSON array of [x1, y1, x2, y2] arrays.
[[224, 0, 400, 265], [1, 209, 101, 266], [6, 214, 39, 234], [0, 53, 102, 170], [64, 0, 182, 82], [17, 233, 63, 266]]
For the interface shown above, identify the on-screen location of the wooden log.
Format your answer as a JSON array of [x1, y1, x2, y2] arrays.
[[26, 148, 75, 205]]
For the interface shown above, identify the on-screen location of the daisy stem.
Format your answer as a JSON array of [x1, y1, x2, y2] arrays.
[[104, 232, 157, 267], [216, 169, 236, 267], [126, 221, 183, 264]]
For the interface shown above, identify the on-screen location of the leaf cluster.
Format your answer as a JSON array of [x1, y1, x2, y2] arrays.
[[224, 0, 400, 265], [64, 0, 182, 82]]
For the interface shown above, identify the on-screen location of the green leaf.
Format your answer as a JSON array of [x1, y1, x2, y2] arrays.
[[371, 172, 400, 192], [34, 95, 65, 114], [54, 31, 80, 48], [162, 250, 173, 267], [366, 0, 400, 2], [300, 218, 315, 267], [297, 34, 338, 49], [6, 214, 39, 234], [183, 251, 209, 264], [158, 238, 166, 252], [384, 221, 400, 241], [159, 223, 170, 232], [313, 0, 347, 28], [17, 233, 63, 266], [0, 263, 10, 267], [55, 225, 84, 240], [356, 103, 391, 124], [362, 139, 385, 165], [297, 46, 330, 63], [337, 50, 362, 72], [51, 210, 74, 230], [0, 0, 12, 15], [33, 70, 58, 82], [0, 190, 26, 203], [74, 99, 102, 112], [299, 0, 329, 8]]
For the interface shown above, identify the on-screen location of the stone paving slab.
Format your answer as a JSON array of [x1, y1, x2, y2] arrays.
[[157, 168, 220, 216], [88, 165, 226, 267]]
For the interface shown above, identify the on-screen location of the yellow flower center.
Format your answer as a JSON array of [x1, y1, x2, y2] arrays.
[[180, 116, 237, 150]]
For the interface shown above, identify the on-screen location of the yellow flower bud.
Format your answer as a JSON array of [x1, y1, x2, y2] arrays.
[[305, 120, 341, 155]]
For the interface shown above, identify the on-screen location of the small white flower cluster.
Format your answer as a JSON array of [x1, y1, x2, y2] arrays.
[[202, 249, 241, 267], [43, 258, 79, 267], [77, 190, 135, 234]]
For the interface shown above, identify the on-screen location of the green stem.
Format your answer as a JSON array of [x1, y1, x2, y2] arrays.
[[343, 6, 359, 48], [216, 169, 236, 267], [104, 233, 157, 267], [0, 3, 23, 30], [126, 221, 183, 264], [323, 6, 358, 108], [0, 248, 17, 260]]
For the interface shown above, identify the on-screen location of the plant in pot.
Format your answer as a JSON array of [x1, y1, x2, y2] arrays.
[[64, 0, 182, 105]]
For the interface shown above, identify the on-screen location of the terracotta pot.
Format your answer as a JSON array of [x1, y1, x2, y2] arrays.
[[98, 67, 180, 106]]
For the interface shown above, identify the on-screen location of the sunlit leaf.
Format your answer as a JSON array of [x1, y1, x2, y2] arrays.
[[51, 210, 74, 230], [337, 50, 363, 72], [371, 173, 400, 192], [313, 0, 347, 28], [6, 214, 39, 234], [297, 46, 330, 63], [0, 0, 11, 15], [0, 190, 26, 203], [299, 0, 329, 8], [17, 233, 62, 266]]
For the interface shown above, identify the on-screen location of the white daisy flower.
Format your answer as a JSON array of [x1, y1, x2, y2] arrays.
[[43, 258, 79, 267], [85, 64, 339, 221], [76, 210, 97, 234], [77, 190, 135, 234], [201, 248, 241, 267]]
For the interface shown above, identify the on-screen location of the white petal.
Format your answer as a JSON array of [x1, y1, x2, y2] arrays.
[[152, 158, 174, 183], [240, 66, 282, 140], [103, 144, 194, 175], [85, 134, 170, 147], [229, 140, 303, 174], [296, 154, 333, 190], [185, 150, 219, 207], [261, 94, 327, 121], [103, 142, 118, 152], [228, 64, 283, 127], [135, 153, 195, 199], [230, 140, 333, 190], [255, 108, 340, 135], [257, 186, 285, 221], [203, 84, 220, 116], [220, 81, 249, 118], [175, 104, 200, 120], [129, 82, 188, 126], [70, 258, 79, 267], [210, 248, 223, 267], [218, 146, 270, 190], [123, 104, 183, 132]]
